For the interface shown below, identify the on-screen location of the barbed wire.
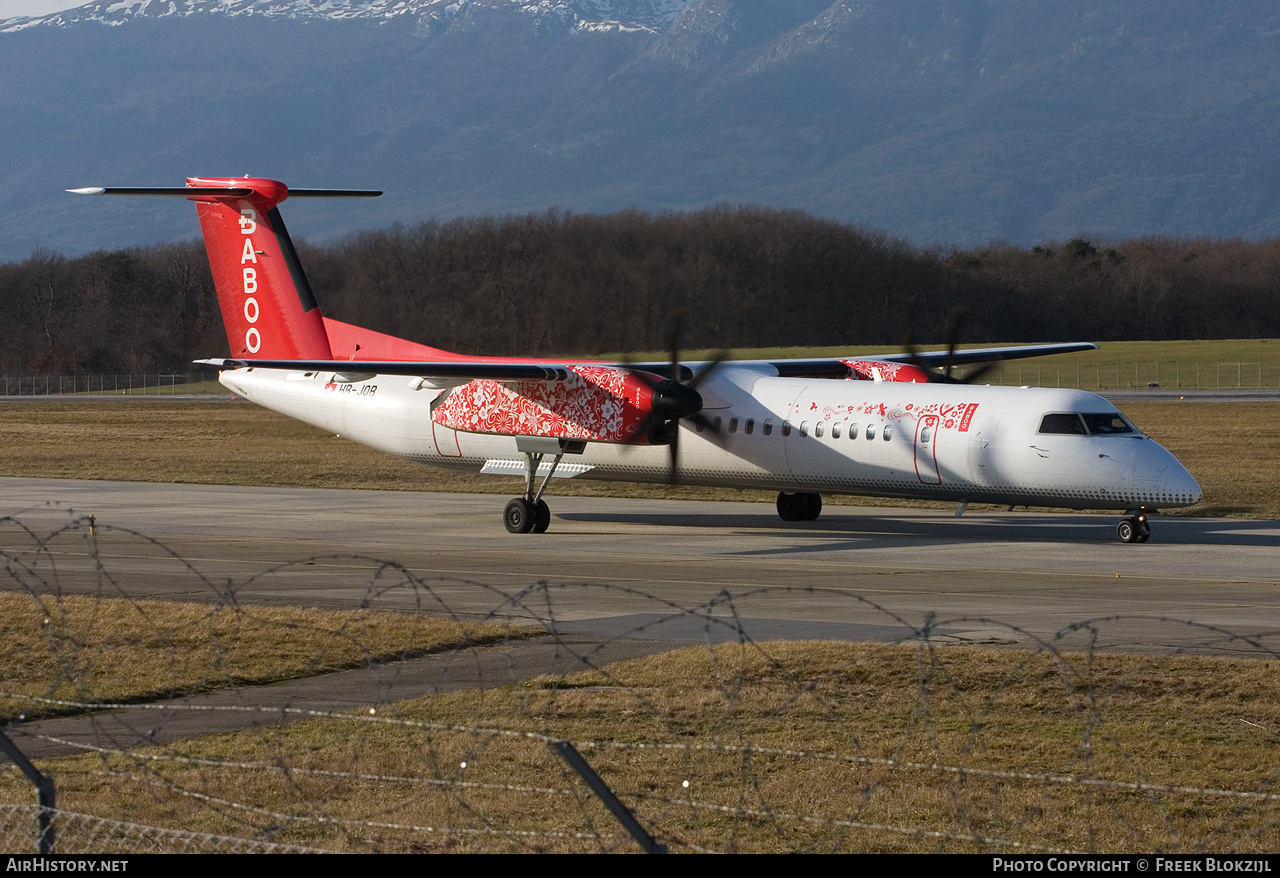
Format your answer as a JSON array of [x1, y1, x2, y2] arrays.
[[16, 700, 1280, 803], [3, 512, 1280, 853]]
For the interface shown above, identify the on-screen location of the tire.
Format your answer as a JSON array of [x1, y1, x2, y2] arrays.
[[504, 498, 535, 534], [777, 492, 806, 522], [532, 499, 551, 534], [803, 493, 823, 521], [1116, 519, 1136, 543]]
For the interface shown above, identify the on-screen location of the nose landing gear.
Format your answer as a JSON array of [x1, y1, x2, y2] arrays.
[[1116, 509, 1152, 543]]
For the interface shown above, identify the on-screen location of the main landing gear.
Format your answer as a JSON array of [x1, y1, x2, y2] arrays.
[[504, 437, 578, 534], [1116, 508, 1152, 543], [777, 491, 822, 522]]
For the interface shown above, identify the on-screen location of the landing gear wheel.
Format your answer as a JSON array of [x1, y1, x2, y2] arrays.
[[532, 499, 551, 534], [1117, 518, 1138, 543], [778, 492, 821, 522], [504, 498, 535, 534], [777, 492, 807, 522]]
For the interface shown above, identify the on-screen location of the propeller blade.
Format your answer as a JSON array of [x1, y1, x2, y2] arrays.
[[688, 350, 727, 390], [902, 330, 955, 384], [959, 361, 995, 385], [944, 306, 970, 379], [667, 415, 680, 484], [618, 311, 729, 482]]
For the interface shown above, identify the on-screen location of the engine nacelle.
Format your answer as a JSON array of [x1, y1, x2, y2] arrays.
[[842, 359, 933, 383]]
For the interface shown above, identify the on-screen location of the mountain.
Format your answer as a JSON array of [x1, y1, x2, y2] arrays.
[[0, 0, 689, 32], [2, 0, 1279, 262]]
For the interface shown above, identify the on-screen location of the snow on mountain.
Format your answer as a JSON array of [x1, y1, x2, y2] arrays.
[[0, 0, 691, 32]]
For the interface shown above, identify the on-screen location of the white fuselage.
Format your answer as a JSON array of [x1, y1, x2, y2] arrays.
[[219, 364, 1201, 511]]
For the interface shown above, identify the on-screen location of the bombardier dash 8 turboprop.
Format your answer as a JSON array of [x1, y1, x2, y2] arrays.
[[70, 177, 1201, 542]]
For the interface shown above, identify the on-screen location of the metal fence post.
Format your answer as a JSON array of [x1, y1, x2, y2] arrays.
[[550, 740, 666, 853], [0, 730, 55, 854]]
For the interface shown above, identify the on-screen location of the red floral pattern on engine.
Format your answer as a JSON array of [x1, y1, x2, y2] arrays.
[[842, 360, 932, 383]]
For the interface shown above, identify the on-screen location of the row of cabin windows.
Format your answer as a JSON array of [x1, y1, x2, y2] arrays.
[[694, 417, 896, 442]]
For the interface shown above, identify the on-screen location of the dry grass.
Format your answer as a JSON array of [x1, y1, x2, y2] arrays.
[[0, 591, 536, 719], [1127, 401, 1280, 519], [12, 640, 1279, 853], [1, 398, 1277, 516]]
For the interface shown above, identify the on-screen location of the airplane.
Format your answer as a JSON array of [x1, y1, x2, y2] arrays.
[[69, 177, 1202, 543]]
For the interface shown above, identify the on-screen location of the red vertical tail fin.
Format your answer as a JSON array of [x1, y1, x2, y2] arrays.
[[69, 178, 381, 361], [188, 177, 334, 359]]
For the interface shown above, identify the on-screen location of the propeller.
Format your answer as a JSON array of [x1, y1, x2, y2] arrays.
[[623, 314, 727, 484], [902, 306, 995, 385]]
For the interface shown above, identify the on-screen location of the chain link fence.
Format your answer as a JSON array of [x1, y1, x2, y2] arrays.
[[988, 360, 1280, 390], [4, 363, 1279, 397], [0, 374, 224, 397]]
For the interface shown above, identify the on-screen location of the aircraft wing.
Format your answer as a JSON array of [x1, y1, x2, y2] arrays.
[[767, 342, 1099, 378], [197, 358, 578, 380], [196, 358, 698, 381]]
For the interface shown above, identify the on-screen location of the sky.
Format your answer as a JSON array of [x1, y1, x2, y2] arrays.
[[0, 1, 84, 17]]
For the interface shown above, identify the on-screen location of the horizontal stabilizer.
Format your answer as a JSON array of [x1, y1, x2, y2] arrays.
[[68, 187, 380, 198], [196, 358, 576, 381]]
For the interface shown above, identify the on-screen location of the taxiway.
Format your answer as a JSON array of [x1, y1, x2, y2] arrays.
[[4, 477, 1278, 654]]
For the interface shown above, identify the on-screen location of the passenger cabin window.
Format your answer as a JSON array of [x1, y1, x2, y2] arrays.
[[728, 417, 739, 434], [745, 418, 755, 435], [849, 424, 857, 440], [1038, 413, 1087, 435], [713, 417, 723, 433], [799, 421, 809, 437], [883, 424, 893, 441], [782, 421, 792, 437], [865, 424, 876, 440], [831, 423, 841, 439], [814, 421, 824, 438], [763, 419, 773, 436], [919, 425, 932, 444], [1084, 413, 1135, 434]]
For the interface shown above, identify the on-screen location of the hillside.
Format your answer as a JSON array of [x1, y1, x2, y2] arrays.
[[2, 0, 1279, 260]]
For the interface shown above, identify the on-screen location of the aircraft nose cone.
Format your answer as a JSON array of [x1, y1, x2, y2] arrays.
[[1132, 444, 1170, 481], [1133, 442, 1201, 507], [1167, 463, 1202, 506]]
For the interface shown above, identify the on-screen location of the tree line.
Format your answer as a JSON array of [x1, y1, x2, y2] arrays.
[[2, 207, 1278, 375]]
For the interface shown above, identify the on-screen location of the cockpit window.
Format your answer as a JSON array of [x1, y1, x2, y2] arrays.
[[1038, 413, 1087, 435], [1083, 413, 1135, 434]]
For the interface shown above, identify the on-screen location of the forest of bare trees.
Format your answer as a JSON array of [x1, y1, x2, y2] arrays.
[[2, 207, 1278, 375]]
